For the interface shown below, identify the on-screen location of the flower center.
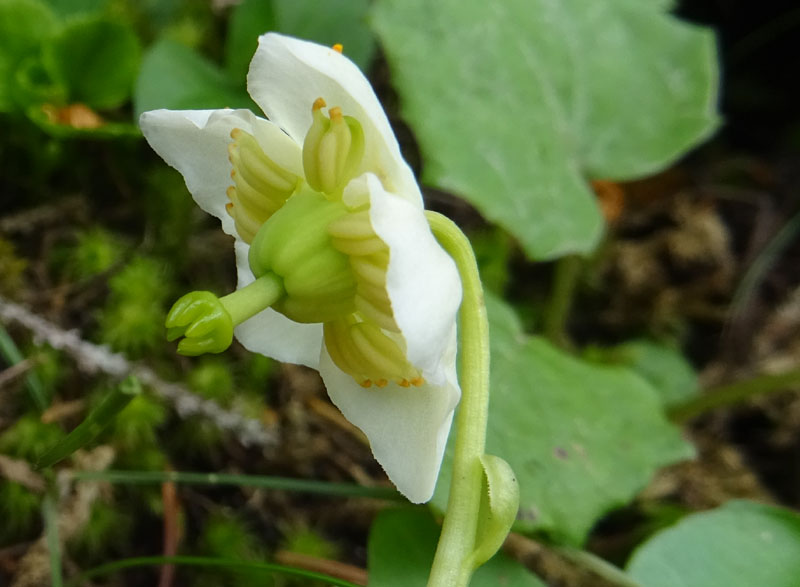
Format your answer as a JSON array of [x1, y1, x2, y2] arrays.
[[226, 128, 299, 243]]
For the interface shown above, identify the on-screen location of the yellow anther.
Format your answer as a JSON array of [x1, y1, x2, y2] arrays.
[[332, 43, 343, 53], [323, 317, 422, 388], [303, 98, 365, 195], [360, 379, 372, 388], [411, 377, 425, 387]]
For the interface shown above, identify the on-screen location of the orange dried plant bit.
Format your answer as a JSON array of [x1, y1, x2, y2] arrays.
[[591, 179, 625, 224], [42, 103, 105, 129]]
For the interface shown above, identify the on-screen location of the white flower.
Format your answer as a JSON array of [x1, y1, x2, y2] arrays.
[[139, 33, 462, 503]]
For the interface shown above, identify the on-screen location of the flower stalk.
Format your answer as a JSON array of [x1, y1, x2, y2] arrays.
[[425, 211, 491, 587]]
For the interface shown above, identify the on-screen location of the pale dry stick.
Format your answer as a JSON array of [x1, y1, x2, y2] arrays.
[[0, 296, 277, 449], [11, 447, 115, 587], [0, 358, 35, 388]]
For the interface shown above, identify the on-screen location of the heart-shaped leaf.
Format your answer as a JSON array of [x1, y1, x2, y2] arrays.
[[372, 0, 719, 259]]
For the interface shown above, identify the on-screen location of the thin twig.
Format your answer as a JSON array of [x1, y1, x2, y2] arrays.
[[0, 296, 277, 449]]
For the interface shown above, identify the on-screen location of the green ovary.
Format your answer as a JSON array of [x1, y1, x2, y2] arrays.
[[248, 188, 358, 323]]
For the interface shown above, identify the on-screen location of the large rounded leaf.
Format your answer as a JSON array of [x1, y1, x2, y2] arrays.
[[372, 0, 719, 259], [627, 501, 800, 587]]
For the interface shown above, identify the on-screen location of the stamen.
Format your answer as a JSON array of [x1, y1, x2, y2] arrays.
[[303, 99, 365, 195], [226, 127, 299, 242], [323, 317, 422, 389], [356, 295, 398, 332], [327, 210, 374, 239], [350, 254, 388, 287], [332, 43, 343, 53], [330, 235, 387, 256]]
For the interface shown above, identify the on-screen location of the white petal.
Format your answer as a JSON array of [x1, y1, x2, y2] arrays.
[[139, 108, 302, 237], [247, 33, 422, 204], [233, 240, 322, 368], [352, 174, 462, 383], [319, 327, 459, 503]]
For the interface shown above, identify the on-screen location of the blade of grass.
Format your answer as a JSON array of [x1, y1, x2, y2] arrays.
[[43, 494, 63, 587], [727, 209, 800, 335], [36, 376, 141, 469], [0, 325, 47, 410], [70, 469, 403, 500], [65, 555, 363, 587]]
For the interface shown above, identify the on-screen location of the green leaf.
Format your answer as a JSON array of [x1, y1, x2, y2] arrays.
[[273, 0, 375, 69], [41, 15, 141, 109], [36, 376, 141, 469], [372, 0, 719, 259], [433, 294, 694, 545], [44, 0, 108, 17], [0, 325, 48, 411], [627, 500, 800, 587], [368, 508, 545, 587], [586, 339, 699, 408], [0, 0, 58, 111], [225, 0, 276, 81], [471, 454, 520, 568], [134, 38, 253, 118]]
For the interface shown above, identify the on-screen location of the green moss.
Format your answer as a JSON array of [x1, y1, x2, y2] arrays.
[[97, 255, 174, 355], [0, 482, 41, 544], [192, 512, 268, 587], [0, 237, 28, 295], [65, 227, 125, 280], [188, 358, 235, 404], [68, 499, 134, 562], [0, 415, 65, 462]]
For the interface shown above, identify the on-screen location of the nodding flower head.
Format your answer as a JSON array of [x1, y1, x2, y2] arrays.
[[140, 33, 462, 504]]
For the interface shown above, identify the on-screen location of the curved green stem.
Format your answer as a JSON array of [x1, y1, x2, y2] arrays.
[[543, 255, 582, 350], [425, 212, 490, 587]]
